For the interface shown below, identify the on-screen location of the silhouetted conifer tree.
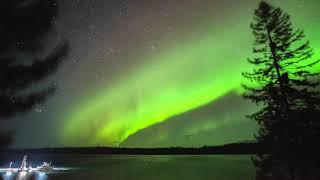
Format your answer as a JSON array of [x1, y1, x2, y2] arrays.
[[243, 1, 320, 179], [0, 0, 68, 149]]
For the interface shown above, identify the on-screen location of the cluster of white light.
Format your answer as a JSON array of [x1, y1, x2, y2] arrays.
[[3, 171, 47, 180]]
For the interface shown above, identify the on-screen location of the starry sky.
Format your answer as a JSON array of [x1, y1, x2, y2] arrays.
[[4, 0, 320, 148]]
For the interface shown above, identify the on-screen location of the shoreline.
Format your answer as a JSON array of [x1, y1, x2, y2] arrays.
[[1, 142, 266, 155]]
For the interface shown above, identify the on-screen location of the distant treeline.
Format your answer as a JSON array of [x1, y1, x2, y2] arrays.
[[1, 143, 268, 155]]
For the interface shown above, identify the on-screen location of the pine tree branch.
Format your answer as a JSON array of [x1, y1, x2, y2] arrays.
[[0, 42, 68, 92]]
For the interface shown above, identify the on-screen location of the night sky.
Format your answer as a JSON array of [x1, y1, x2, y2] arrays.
[[4, 0, 320, 148]]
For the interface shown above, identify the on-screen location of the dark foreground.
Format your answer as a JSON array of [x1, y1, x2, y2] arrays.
[[0, 154, 254, 180]]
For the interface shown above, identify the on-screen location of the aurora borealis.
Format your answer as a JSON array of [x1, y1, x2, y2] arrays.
[[5, 0, 320, 148]]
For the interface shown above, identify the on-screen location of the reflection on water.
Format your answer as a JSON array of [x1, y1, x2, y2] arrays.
[[2, 172, 45, 180], [1, 155, 254, 180], [4, 154, 318, 180], [2, 171, 48, 180], [5, 153, 311, 180]]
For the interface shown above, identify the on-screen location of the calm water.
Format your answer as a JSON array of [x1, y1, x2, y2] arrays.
[[1, 154, 255, 180]]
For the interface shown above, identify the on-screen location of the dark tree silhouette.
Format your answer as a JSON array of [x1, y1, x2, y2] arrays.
[[243, 1, 320, 179], [0, 0, 68, 149]]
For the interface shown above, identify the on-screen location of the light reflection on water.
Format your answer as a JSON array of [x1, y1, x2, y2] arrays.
[[1, 155, 254, 180], [2, 172, 48, 180]]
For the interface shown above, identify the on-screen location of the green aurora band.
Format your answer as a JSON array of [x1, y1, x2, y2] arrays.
[[61, 0, 320, 147]]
